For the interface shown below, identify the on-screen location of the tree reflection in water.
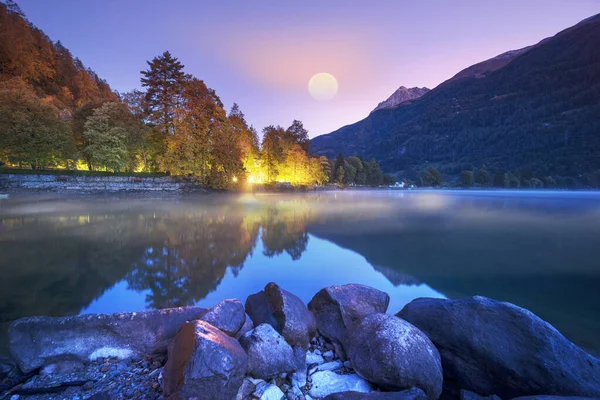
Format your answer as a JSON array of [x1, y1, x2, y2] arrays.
[[125, 201, 309, 309]]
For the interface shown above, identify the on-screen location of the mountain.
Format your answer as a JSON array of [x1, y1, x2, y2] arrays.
[[371, 86, 430, 113], [311, 14, 600, 185], [0, 0, 117, 112]]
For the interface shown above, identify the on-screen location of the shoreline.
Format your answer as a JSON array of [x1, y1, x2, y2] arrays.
[[2, 283, 599, 400]]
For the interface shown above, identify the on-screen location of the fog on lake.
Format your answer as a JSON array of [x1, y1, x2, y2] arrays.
[[1, 190, 599, 356]]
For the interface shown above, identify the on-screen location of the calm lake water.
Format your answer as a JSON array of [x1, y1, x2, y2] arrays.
[[1, 190, 599, 357]]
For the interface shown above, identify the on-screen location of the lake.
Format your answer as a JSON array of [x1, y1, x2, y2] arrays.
[[1, 190, 599, 357]]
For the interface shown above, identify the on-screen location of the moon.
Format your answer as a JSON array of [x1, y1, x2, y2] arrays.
[[308, 73, 338, 101]]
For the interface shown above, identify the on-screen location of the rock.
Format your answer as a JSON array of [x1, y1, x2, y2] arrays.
[[324, 387, 428, 399], [316, 360, 343, 371], [307, 284, 390, 349], [306, 351, 325, 365], [240, 324, 302, 380], [236, 313, 255, 340], [322, 350, 334, 361], [162, 320, 247, 400], [264, 282, 317, 349], [246, 291, 280, 330], [346, 313, 442, 400], [460, 390, 501, 400], [40, 360, 85, 375], [291, 369, 307, 389], [309, 370, 372, 398], [200, 299, 246, 336], [397, 296, 600, 399], [236, 378, 257, 400], [9, 306, 207, 373], [254, 382, 285, 400]]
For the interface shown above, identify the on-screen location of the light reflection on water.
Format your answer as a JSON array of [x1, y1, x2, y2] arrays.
[[1, 190, 599, 356]]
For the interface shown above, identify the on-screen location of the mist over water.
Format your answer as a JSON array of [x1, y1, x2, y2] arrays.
[[1, 190, 599, 356]]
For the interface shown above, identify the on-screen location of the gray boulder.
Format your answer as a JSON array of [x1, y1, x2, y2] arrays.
[[324, 387, 428, 400], [346, 313, 442, 400], [307, 284, 389, 348], [239, 324, 303, 380], [236, 313, 255, 340], [398, 296, 600, 399], [200, 298, 246, 336], [264, 282, 317, 349], [309, 370, 372, 398], [245, 283, 316, 349], [163, 320, 247, 400], [9, 306, 207, 373]]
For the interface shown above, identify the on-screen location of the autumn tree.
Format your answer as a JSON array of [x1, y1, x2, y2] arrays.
[[141, 51, 187, 136], [229, 103, 260, 180], [285, 120, 310, 153], [162, 78, 242, 188]]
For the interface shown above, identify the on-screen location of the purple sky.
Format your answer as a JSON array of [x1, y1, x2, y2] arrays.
[[16, 0, 599, 138]]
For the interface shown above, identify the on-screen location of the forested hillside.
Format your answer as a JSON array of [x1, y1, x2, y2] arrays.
[[312, 14, 600, 188], [0, 1, 116, 110]]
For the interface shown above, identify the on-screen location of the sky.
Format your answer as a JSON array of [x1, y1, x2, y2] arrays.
[[16, 0, 600, 138]]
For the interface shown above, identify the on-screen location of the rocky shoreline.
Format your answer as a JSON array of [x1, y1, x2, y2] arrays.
[[1, 283, 600, 400]]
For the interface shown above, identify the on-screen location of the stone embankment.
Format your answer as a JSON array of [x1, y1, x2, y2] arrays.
[[2, 283, 600, 400], [0, 174, 185, 192]]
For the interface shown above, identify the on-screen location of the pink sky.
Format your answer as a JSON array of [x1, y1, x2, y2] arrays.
[[17, 0, 600, 137]]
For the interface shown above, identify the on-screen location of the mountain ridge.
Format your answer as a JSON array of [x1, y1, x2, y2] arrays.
[[371, 86, 430, 113], [311, 13, 600, 185]]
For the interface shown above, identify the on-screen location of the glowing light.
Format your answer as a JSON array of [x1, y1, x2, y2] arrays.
[[248, 175, 255, 184], [308, 72, 338, 101], [232, 176, 238, 183]]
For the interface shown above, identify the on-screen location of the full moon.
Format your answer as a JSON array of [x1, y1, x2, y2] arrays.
[[308, 72, 338, 101]]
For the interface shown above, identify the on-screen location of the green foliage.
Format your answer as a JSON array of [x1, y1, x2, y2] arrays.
[[382, 174, 396, 185], [419, 167, 443, 187], [493, 170, 508, 188], [460, 170, 474, 187], [335, 166, 345, 187], [0, 79, 74, 168], [140, 51, 187, 136], [83, 102, 133, 172], [475, 169, 491, 186]]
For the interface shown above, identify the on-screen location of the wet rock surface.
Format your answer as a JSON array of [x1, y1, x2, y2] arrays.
[[398, 296, 600, 399], [323, 387, 428, 399]]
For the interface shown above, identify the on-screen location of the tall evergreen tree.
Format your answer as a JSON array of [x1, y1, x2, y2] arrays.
[[140, 51, 187, 136]]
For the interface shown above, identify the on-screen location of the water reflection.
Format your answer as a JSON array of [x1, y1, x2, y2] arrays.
[[1, 190, 600, 356]]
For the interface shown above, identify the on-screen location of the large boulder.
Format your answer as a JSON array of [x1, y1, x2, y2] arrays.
[[324, 387, 428, 400], [9, 306, 207, 373], [308, 284, 389, 348], [264, 282, 317, 349], [245, 282, 316, 349], [200, 298, 246, 336], [239, 324, 303, 380], [235, 313, 255, 340], [346, 313, 443, 400], [309, 370, 373, 398], [397, 296, 600, 399], [163, 320, 247, 400]]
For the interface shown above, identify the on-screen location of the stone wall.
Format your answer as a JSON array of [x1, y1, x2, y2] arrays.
[[0, 174, 185, 191]]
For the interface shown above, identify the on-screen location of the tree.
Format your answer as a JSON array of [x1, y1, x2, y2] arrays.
[[343, 161, 356, 185], [83, 102, 133, 172], [335, 166, 345, 187], [162, 78, 243, 188], [141, 51, 187, 136], [366, 159, 383, 186], [383, 174, 396, 186], [460, 170, 474, 187], [229, 104, 260, 180], [332, 153, 345, 183], [261, 126, 285, 182], [0, 79, 74, 168], [286, 120, 310, 153], [475, 169, 491, 186], [493, 170, 508, 188]]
